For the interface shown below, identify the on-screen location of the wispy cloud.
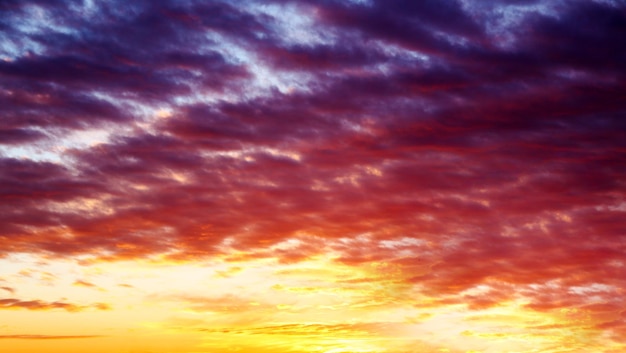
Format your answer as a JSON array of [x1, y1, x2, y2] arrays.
[[0, 335, 104, 340], [0, 298, 111, 312], [0, 286, 14, 294]]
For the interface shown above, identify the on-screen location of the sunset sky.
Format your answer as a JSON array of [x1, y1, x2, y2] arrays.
[[1, 1, 625, 352]]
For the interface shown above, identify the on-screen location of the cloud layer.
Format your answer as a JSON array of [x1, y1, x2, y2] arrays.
[[1, 0, 625, 346]]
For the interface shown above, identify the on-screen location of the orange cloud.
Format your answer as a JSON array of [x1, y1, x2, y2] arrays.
[[73, 279, 96, 287], [0, 335, 104, 340], [0, 298, 111, 312]]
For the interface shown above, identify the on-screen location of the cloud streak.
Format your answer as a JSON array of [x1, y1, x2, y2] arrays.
[[0, 335, 103, 340], [0, 298, 111, 312]]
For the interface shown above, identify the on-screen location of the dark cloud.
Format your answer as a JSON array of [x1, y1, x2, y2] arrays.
[[0, 0, 253, 143], [518, 1, 626, 72], [0, 159, 92, 201], [0, 128, 46, 145]]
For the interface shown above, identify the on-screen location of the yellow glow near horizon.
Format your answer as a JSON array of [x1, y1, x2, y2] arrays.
[[2, 250, 623, 353]]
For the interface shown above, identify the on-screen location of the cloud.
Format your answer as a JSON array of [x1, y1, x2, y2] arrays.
[[0, 334, 103, 340], [0, 128, 46, 145], [152, 293, 264, 314], [0, 298, 111, 312], [1, 0, 625, 343], [72, 279, 106, 292], [73, 279, 97, 288], [198, 322, 402, 337]]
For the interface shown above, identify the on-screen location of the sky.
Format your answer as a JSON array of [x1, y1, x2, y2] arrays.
[[0, 0, 625, 352]]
